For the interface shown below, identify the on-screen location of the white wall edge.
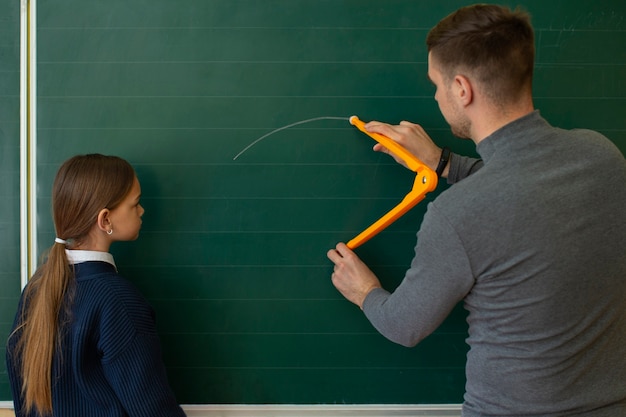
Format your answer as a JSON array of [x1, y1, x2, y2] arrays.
[[0, 403, 463, 416], [19, 0, 38, 290], [28, 0, 38, 281], [19, 0, 29, 290]]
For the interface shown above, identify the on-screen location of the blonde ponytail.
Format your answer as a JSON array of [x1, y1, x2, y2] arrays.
[[16, 242, 73, 415]]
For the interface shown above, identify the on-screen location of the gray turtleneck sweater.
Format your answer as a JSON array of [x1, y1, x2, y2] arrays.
[[363, 111, 626, 416]]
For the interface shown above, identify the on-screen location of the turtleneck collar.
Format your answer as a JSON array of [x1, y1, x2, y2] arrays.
[[476, 110, 548, 163]]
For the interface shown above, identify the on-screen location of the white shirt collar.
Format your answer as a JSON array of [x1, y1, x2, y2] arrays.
[[65, 250, 117, 270]]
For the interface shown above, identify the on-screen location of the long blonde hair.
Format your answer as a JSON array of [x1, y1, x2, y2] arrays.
[[11, 154, 135, 415]]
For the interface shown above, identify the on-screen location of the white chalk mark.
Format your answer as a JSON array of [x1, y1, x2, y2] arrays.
[[233, 116, 349, 160]]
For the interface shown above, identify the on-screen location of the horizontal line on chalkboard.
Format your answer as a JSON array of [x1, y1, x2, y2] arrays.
[[534, 62, 626, 67], [142, 196, 404, 199], [534, 96, 626, 100], [162, 331, 464, 335], [36, 95, 626, 100], [38, 193, 414, 198], [37, 127, 358, 130], [166, 333, 381, 336], [38, 95, 433, 98], [37, 61, 625, 66], [38, 60, 425, 65], [38, 26, 429, 31], [166, 366, 464, 371], [126, 265, 411, 268], [37, 26, 624, 33], [122, 263, 411, 267], [142, 228, 418, 231], [38, 228, 424, 234], [34, 128, 437, 132], [145, 165, 400, 168], [151, 299, 344, 302]]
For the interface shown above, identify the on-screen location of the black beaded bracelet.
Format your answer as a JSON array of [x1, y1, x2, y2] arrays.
[[435, 147, 451, 178]]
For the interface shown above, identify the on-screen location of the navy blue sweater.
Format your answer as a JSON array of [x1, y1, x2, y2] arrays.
[[6, 261, 186, 417]]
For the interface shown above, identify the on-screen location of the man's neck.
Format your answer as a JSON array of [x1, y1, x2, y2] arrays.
[[471, 98, 535, 144]]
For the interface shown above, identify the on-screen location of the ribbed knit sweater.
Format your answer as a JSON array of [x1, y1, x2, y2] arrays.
[[363, 111, 626, 416], [6, 261, 186, 417]]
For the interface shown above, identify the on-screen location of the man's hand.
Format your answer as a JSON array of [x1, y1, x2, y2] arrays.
[[365, 120, 447, 177], [327, 243, 382, 309]]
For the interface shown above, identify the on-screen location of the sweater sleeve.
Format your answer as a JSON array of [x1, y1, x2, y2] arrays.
[[447, 153, 484, 184], [102, 333, 186, 417], [98, 280, 186, 417], [362, 203, 474, 347]]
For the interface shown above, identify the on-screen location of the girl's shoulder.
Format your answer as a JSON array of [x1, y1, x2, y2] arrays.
[[74, 262, 154, 325]]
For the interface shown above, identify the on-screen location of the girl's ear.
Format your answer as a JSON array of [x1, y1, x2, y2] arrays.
[[96, 208, 112, 233]]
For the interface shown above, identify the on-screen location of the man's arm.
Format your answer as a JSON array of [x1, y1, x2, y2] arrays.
[[447, 153, 484, 184], [361, 204, 474, 347], [363, 120, 483, 182]]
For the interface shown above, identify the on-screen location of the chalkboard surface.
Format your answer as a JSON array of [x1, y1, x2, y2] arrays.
[[2, 0, 625, 405]]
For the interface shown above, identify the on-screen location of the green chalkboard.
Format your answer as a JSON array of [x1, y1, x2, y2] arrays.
[[2, 0, 625, 405], [0, 0, 22, 402]]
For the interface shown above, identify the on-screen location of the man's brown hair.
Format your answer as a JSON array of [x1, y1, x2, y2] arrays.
[[426, 4, 535, 106]]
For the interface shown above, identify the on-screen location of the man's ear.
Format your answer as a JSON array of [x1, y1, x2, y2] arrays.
[[454, 74, 473, 106], [96, 208, 112, 233]]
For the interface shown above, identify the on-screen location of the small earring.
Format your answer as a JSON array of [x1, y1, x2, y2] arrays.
[[107, 229, 113, 235]]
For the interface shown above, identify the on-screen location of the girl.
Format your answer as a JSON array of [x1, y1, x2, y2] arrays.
[[6, 154, 186, 417]]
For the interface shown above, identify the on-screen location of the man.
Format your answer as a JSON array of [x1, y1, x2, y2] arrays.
[[327, 4, 626, 416]]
